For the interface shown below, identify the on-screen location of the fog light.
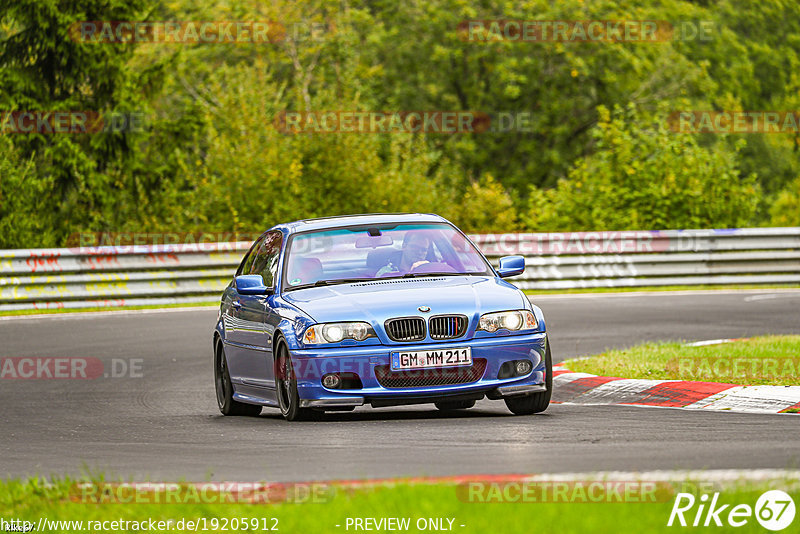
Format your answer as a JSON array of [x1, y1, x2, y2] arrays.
[[322, 374, 341, 389], [515, 360, 532, 376]]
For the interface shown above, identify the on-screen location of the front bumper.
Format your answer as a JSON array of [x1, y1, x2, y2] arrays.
[[291, 332, 547, 407]]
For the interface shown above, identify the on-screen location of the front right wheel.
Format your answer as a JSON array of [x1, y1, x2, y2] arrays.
[[504, 342, 553, 415], [274, 338, 316, 421]]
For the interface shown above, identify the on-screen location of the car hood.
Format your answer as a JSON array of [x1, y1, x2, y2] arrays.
[[281, 275, 527, 324]]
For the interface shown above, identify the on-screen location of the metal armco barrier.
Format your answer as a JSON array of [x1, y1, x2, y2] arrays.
[[470, 227, 800, 290], [1, 227, 799, 311]]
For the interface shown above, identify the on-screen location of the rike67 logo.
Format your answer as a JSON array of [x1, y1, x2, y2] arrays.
[[668, 490, 795, 530]]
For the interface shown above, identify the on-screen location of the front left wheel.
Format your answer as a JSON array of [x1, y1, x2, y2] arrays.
[[504, 341, 553, 415], [214, 339, 262, 416]]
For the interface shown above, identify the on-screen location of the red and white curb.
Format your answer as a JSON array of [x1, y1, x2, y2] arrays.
[[552, 365, 800, 414], [683, 338, 749, 347]]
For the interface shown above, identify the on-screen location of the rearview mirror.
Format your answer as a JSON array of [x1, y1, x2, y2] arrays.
[[355, 234, 393, 248], [496, 255, 525, 278], [235, 275, 273, 295]]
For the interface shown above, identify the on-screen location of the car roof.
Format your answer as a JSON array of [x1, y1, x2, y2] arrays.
[[277, 213, 449, 234]]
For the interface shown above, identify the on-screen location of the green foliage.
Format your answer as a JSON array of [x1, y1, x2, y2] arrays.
[[0, 0, 174, 245], [2, 0, 800, 249], [167, 60, 459, 232], [457, 175, 518, 233], [770, 177, 800, 226], [0, 138, 55, 248], [361, 0, 715, 193], [526, 105, 760, 231]]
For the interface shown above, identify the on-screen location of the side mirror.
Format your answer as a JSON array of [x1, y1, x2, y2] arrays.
[[496, 255, 525, 278], [235, 275, 273, 295]]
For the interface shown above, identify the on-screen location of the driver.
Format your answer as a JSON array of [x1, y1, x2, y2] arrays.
[[376, 232, 430, 276]]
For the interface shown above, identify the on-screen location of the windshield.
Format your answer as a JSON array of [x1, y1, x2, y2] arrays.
[[282, 223, 493, 291]]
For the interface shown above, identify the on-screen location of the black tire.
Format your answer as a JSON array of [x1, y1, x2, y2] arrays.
[[504, 341, 553, 415], [274, 338, 317, 421], [214, 339, 262, 416], [435, 400, 476, 411]]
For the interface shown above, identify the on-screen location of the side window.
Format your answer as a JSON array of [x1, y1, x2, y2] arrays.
[[237, 235, 266, 276], [250, 231, 283, 288]]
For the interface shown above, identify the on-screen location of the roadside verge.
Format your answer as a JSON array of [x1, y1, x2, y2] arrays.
[[552, 364, 800, 414]]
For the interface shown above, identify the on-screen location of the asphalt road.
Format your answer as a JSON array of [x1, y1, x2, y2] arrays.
[[2, 290, 799, 481]]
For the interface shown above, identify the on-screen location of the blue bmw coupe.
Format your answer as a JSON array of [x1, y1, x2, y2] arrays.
[[213, 213, 551, 420]]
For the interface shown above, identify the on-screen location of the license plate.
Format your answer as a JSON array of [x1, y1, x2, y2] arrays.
[[391, 348, 472, 371]]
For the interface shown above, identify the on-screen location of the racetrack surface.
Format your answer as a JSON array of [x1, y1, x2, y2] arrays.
[[2, 290, 799, 481]]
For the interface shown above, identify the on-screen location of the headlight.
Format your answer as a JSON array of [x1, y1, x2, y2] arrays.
[[303, 322, 375, 344], [478, 310, 537, 333]]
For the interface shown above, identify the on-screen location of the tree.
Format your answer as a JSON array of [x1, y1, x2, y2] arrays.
[[770, 177, 800, 226], [525, 105, 760, 231], [0, 0, 168, 246]]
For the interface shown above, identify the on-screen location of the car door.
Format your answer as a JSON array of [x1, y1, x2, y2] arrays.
[[223, 234, 265, 385], [236, 230, 283, 388]]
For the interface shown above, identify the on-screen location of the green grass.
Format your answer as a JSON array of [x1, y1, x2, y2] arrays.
[[525, 283, 800, 295], [0, 301, 218, 317], [2, 476, 799, 533], [566, 335, 800, 386]]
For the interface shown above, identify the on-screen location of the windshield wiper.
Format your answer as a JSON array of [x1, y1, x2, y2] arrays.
[[320, 277, 375, 285], [401, 272, 467, 278], [284, 277, 374, 291]]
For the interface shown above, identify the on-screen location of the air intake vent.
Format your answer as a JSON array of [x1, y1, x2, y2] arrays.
[[385, 317, 426, 342], [375, 359, 487, 388], [429, 315, 468, 340], [353, 278, 446, 287]]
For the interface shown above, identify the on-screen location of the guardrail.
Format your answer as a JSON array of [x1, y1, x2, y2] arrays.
[[1, 227, 799, 311]]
